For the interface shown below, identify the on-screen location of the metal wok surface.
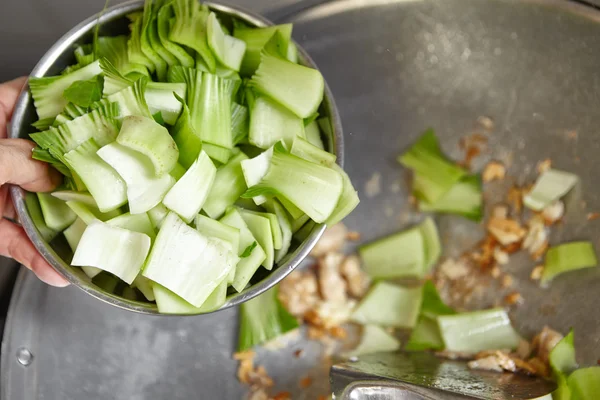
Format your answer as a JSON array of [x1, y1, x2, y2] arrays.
[[4, 0, 600, 398]]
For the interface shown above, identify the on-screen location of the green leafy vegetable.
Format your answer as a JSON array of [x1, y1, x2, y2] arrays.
[[64, 139, 127, 212], [71, 220, 151, 284], [399, 129, 466, 203], [203, 151, 249, 219], [351, 282, 423, 328], [25, 192, 59, 242], [30, 60, 103, 120], [238, 285, 299, 351], [524, 169, 578, 211], [242, 143, 343, 223], [62, 77, 103, 108], [37, 192, 76, 232], [234, 24, 293, 76], [207, 12, 246, 72], [250, 52, 324, 119], [437, 308, 521, 353], [97, 142, 175, 214], [418, 174, 483, 221], [567, 367, 600, 400], [345, 325, 401, 357], [163, 150, 216, 222], [220, 208, 266, 292], [116, 115, 179, 176], [240, 210, 274, 269], [248, 96, 304, 149], [405, 281, 455, 351], [169, 0, 215, 72], [143, 212, 235, 306], [542, 242, 597, 284]]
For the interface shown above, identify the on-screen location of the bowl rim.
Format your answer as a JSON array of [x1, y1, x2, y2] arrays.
[[9, 0, 344, 315]]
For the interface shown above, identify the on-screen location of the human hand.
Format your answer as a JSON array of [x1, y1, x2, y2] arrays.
[[0, 77, 69, 287]]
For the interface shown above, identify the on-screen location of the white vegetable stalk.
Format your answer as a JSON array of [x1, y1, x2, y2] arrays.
[[163, 150, 216, 223], [143, 212, 235, 307], [97, 142, 175, 214], [71, 220, 152, 284]]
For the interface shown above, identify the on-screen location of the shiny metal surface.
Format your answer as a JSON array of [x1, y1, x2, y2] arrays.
[[5, 0, 600, 398], [330, 352, 555, 399], [8, 0, 343, 315]]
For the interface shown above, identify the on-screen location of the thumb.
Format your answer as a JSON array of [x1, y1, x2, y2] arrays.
[[0, 139, 62, 192]]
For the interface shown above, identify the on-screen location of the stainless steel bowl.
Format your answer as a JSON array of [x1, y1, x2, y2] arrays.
[[8, 0, 343, 315]]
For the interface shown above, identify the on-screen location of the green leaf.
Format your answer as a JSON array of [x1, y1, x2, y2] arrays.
[[63, 77, 102, 108], [152, 111, 165, 125], [240, 241, 257, 258]]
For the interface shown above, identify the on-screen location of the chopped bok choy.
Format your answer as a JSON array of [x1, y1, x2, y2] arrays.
[[344, 325, 401, 358], [351, 282, 423, 328], [437, 308, 521, 353], [23, 0, 356, 313], [143, 212, 236, 307], [163, 150, 216, 222], [406, 281, 455, 351], [399, 129, 466, 204], [359, 217, 441, 278], [541, 242, 597, 284], [71, 220, 151, 284], [238, 285, 299, 351], [242, 142, 343, 223], [524, 169, 578, 211]]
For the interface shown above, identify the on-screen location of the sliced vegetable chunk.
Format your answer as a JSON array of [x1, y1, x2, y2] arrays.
[[106, 212, 156, 240], [542, 242, 597, 284], [204, 151, 249, 219], [437, 308, 521, 353], [418, 174, 483, 221], [163, 151, 216, 223], [524, 169, 578, 211], [143, 212, 235, 307], [567, 367, 600, 400], [71, 220, 151, 284], [345, 325, 401, 357], [359, 225, 424, 278], [29, 60, 102, 120], [220, 208, 266, 292], [238, 285, 299, 351], [240, 147, 273, 205], [116, 115, 179, 177], [249, 96, 304, 149], [399, 129, 466, 203], [64, 139, 128, 212], [153, 281, 227, 314], [240, 209, 274, 270], [250, 52, 324, 118], [351, 282, 423, 328], [97, 142, 175, 214], [37, 193, 76, 232], [242, 143, 343, 223], [207, 12, 246, 72]]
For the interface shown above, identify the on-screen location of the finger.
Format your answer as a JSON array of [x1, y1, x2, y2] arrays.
[[0, 186, 16, 220], [3, 201, 16, 221], [0, 218, 69, 287], [0, 139, 62, 192], [0, 185, 7, 217], [0, 77, 28, 139]]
